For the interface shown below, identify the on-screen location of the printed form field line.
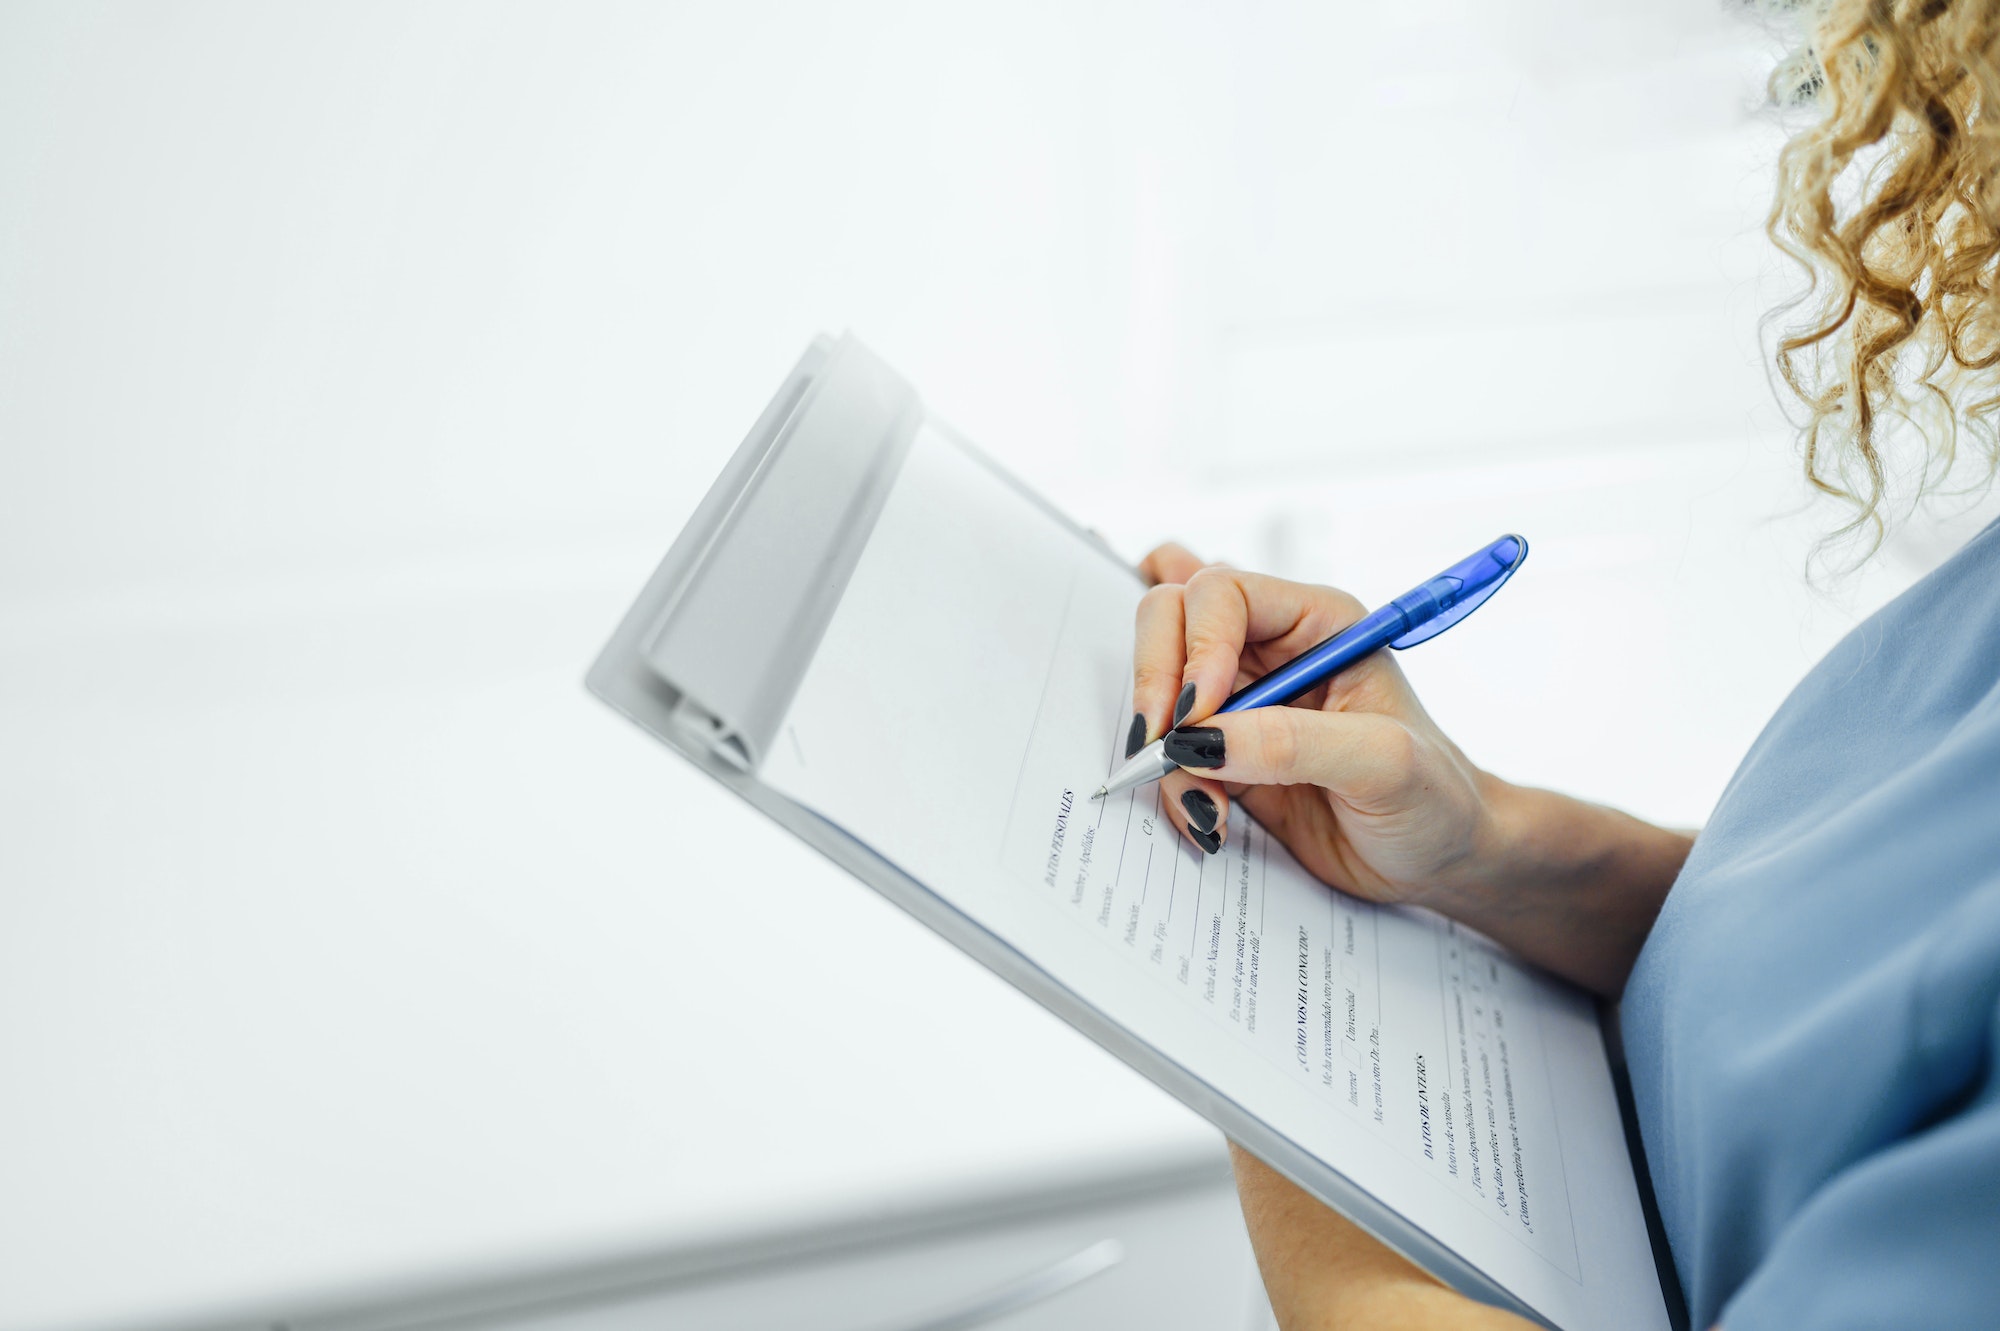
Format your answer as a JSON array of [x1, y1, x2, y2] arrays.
[[995, 564, 1081, 863]]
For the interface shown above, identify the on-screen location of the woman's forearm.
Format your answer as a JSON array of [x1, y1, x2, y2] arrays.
[[1450, 778, 1695, 997], [1233, 1146, 1542, 1330]]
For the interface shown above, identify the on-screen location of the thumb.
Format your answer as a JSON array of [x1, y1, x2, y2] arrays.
[[1165, 707, 1415, 806]]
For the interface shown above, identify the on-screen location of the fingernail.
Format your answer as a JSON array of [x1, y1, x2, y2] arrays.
[[1181, 788, 1218, 835], [1125, 712, 1148, 759], [1188, 821, 1222, 855], [1164, 726, 1225, 770], [1172, 681, 1197, 727]]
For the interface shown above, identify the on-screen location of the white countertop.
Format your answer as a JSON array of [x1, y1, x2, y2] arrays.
[[0, 542, 1219, 1331]]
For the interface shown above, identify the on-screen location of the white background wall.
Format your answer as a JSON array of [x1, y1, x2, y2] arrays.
[[9, 2, 1780, 592], [8, 0, 1979, 822]]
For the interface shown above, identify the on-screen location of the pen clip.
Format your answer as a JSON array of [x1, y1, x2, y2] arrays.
[[1388, 534, 1528, 649]]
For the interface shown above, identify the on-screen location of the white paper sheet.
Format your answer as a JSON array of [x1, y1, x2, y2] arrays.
[[760, 426, 1669, 1331]]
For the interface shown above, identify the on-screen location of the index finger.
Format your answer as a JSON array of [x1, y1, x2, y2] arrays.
[[1129, 582, 1187, 757], [1177, 568, 1367, 724], [1139, 542, 1206, 587]]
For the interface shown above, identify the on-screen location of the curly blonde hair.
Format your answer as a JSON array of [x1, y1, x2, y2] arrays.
[[1769, 0, 2000, 550]]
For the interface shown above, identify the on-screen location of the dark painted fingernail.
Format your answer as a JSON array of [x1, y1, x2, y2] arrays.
[[1181, 788, 1218, 835], [1172, 681, 1197, 727], [1164, 726, 1225, 769], [1188, 822, 1222, 855], [1125, 712, 1148, 759]]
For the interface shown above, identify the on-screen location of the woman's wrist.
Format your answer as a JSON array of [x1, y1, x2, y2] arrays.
[[1441, 776, 1695, 996]]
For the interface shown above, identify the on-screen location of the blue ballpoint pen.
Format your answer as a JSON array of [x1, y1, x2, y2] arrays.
[[1090, 534, 1529, 801]]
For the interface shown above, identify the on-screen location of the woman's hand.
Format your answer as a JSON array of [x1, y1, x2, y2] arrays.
[[1131, 544, 1497, 915], [1134, 543, 1694, 996]]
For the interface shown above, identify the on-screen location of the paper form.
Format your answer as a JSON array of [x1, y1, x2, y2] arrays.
[[760, 426, 1668, 1331]]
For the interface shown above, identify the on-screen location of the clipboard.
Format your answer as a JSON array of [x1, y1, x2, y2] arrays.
[[586, 333, 1684, 1331]]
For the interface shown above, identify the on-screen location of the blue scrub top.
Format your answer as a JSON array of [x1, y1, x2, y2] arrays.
[[1622, 517, 2000, 1330]]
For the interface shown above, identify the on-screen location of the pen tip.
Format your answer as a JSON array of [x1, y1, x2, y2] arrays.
[[1089, 786, 1107, 801]]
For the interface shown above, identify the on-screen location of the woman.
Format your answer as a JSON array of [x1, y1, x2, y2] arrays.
[[1134, 4, 2000, 1328]]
